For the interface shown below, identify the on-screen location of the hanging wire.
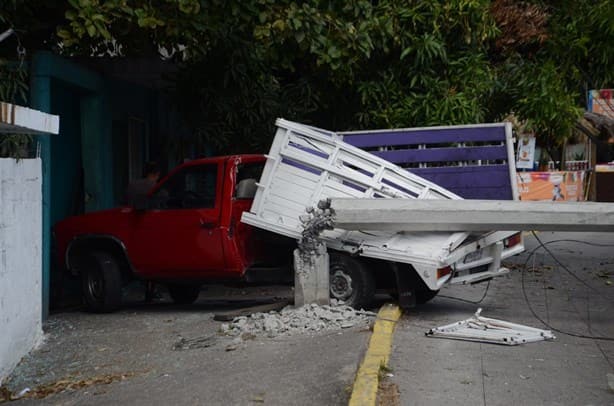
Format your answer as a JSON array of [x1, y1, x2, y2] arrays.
[[521, 234, 614, 341]]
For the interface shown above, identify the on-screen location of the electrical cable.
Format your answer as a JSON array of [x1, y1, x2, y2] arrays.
[[523, 237, 614, 248], [440, 238, 614, 306], [530, 232, 613, 299], [521, 235, 614, 341], [436, 235, 614, 339], [438, 280, 491, 305]]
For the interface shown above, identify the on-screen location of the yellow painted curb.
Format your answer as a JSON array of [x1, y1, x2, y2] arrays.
[[348, 303, 402, 406]]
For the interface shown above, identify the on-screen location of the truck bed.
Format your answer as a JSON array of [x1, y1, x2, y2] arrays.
[[241, 119, 522, 290]]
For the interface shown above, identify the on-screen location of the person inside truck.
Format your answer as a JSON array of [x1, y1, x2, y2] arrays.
[[124, 161, 161, 206]]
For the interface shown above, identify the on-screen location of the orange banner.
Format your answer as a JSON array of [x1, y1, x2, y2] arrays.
[[517, 171, 586, 201]]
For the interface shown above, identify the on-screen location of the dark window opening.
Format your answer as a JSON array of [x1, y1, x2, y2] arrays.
[[153, 164, 218, 209]]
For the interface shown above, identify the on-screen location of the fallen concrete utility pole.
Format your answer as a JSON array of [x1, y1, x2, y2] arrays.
[[331, 198, 614, 232]]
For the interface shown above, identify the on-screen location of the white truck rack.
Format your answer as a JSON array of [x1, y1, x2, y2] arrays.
[[241, 119, 524, 292]]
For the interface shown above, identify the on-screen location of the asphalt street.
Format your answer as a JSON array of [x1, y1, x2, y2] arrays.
[[3, 232, 613, 405], [388, 232, 614, 406]]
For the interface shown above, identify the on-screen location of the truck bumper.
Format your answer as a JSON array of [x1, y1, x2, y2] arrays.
[[413, 231, 525, 290], [448, 232, 524, 286]]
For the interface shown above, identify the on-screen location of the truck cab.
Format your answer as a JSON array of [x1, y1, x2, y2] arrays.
[[54, 154, 294, 312]]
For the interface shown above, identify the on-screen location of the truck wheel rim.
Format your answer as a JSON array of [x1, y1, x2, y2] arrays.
[[330, 270, 353, 300], [87, 271, 103, 301]]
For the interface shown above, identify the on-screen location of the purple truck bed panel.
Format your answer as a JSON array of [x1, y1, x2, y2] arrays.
[[411, 166, 513, 200], [341, 124, 515, 200], [372, 145, 508, 164], [344, 126, 506, 147]]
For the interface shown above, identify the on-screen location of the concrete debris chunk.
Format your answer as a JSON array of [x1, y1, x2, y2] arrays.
[[221, 303, 376, 338]]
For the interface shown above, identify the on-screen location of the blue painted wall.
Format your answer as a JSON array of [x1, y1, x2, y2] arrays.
[[30, 52, 165, 316], [49, 80, 84, 225]]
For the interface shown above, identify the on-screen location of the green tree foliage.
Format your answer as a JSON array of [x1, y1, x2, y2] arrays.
[[1, 0, 612, 155], [0, 6, 31, 159], [244, 1, 499, 130], [0, 64, 32, 158], [167, 37, 321, 154], [490, 0, 613, 147]]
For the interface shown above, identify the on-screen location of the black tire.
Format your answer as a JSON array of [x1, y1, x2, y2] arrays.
[[167, 284, 201, 305], [81, 251, 123, 313], [416, 289, 439, 304], [390, 272, 439, 304], [329, 253, 375, 309]]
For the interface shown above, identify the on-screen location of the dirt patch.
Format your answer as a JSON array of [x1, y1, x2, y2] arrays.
[[377, 379, 400, 406], [0, 372, 137, 402]]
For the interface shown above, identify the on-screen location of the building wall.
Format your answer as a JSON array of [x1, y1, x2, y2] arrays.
[[0, 158, 43, 383], [30, 51, 194, 313], [49, 80, 84, 225]]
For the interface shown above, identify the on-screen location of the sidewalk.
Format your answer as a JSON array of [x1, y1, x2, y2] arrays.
[[388, 232, 614, 405], [3, 286, 369, 405]]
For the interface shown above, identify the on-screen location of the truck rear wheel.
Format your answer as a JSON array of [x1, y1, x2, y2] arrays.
[[167, 284, 201, 305], [329, 253, 375, 309], [417, 289, 439, 304], [81, 251, 122, 313], [391, 289, 440, 304]]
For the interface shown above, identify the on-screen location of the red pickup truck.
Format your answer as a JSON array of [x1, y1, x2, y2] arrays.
[[56, 154, 392, 312], [55, 151, 502, 313], [54, 155, 304, 312]]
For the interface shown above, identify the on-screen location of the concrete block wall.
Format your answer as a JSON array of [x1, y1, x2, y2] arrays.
[[0, 158, 43, 384]]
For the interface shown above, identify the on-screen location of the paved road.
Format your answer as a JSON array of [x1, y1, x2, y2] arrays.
[[389, 232, 614, 405], [5, 232, 613, 405], [4, 286, 368, 405]]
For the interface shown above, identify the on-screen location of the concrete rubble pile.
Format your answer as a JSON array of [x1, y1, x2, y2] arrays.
[[220, 301, 376, 338]]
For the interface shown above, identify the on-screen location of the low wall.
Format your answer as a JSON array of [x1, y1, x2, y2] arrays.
[[0, 158, 43, 383]]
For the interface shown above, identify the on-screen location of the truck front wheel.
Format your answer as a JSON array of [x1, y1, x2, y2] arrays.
[[167, 284, 201, 305], [81, 251, 123, 313], [329, 253, 375, 309]]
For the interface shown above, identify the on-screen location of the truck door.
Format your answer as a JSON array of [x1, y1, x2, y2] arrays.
[[130, 162, 225, 277]]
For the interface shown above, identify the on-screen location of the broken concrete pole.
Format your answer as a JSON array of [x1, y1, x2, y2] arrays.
[[294, 199, 335, 306], [294, 244, 329, 306]]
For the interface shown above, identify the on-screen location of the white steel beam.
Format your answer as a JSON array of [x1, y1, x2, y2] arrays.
[[331, 198, 614, 232]]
